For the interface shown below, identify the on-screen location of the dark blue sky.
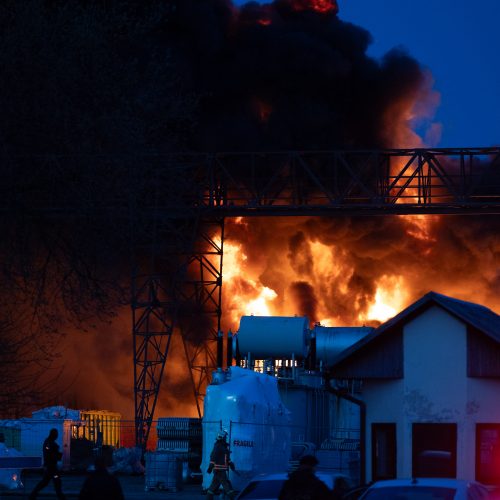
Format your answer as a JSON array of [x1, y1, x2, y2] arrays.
[[234, 0, 500, 148]]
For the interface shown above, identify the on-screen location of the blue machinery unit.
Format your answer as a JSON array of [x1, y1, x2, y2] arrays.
[[212, 316, 373, 484], [233, 316, 371, 442], [234, 316, 372, 374]]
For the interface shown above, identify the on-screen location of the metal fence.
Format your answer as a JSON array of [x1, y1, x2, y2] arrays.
[[0, 419, 360, 484]]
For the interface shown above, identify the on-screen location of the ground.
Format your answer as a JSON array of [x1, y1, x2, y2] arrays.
[[0, 471, 209, 499]]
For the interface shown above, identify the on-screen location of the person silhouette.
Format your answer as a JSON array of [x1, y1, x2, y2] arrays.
[[279, 455, 332, 500], [206, 429, 237, 499], [29, 428, 66, 499], [79, 454, 124, 500]]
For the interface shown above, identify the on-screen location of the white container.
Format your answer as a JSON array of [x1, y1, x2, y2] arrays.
[[202, 367, 291, 491], [19, 419, 74, 469]]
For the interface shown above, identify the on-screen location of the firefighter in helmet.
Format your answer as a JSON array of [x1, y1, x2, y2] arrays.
[[206, 429, 237, 499]]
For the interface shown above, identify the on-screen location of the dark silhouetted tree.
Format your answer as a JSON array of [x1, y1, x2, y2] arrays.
[[0, 0, 197, 415]]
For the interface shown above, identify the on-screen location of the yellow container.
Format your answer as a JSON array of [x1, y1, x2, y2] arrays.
[[78, 410, 121, 448]]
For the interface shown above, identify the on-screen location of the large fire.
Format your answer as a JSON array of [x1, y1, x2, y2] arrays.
[[221, 214, 500, 333], [222, 218, 411, 329]]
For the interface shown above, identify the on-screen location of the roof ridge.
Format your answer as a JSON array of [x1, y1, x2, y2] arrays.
[[330, 292, 500, 368]]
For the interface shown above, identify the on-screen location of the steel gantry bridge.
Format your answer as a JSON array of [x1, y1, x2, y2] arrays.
[[130, 147, 500, 449], [2, 147, 499, 449]]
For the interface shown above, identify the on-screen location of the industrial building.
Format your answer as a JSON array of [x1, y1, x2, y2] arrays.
[[144, 315, 372, 491], [329, 291, 500, 486]]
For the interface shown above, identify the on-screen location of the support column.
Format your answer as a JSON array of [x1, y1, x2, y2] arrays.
[[132, 212, 224, 450]]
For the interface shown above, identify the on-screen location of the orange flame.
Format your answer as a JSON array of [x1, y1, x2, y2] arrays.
[[222, 210, 500, 336], [254, 98, 273, 123], [290, 0, 339, 14], [360, 276, 408, 324], [222, 219, 412, 329], [223, 236, 279, 327], [258, 18, 272, 26]]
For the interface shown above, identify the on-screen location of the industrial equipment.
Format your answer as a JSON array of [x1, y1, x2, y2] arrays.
[[203, 316, 374, 486], [201, 366, 292, 492]]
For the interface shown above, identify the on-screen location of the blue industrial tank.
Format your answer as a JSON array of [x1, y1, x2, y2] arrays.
[[314, 326, 373, 366], [237, 315, 308, 359]]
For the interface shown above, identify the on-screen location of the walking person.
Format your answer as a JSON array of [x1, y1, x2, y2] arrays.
[[279, 454, 332, 500], [79, 454, 124, 500], [332, 476, 351, 499], [206, 429, 237, 499], [29, 428, 66, 499]]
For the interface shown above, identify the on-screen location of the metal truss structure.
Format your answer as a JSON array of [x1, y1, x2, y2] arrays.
[[168, 147, 500, 217], [2, 147, 499, 450], [131, 215, 223, 448]]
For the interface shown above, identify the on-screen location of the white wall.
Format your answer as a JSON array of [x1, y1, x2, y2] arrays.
[[402, 306, 467, 479], [363, 378, 404, 482]]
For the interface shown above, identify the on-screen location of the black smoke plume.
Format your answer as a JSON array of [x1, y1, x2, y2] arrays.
[[171, 0, 429, 151], [1, 0, 434, 155]]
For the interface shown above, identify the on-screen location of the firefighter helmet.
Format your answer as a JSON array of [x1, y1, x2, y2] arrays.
[[217, 429, 228, 441]]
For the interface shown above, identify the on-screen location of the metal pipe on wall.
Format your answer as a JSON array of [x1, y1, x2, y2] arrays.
[[226, 330, 233, 368], [325, 379, 366, 486], [217, 330, 224, 368]]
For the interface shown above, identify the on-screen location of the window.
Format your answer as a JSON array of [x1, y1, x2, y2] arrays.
[[412, 423, 457, 478]]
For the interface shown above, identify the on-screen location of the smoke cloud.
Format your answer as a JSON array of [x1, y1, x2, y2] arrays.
[[172, 0, 437, 151], [289, 281, 318, 323]]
